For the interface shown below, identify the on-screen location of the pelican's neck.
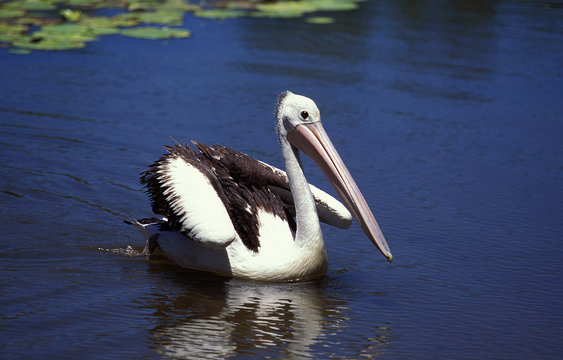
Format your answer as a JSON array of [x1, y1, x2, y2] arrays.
[[279, 137, 323, 248]]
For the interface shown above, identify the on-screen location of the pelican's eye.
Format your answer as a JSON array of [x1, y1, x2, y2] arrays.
[[299, 110, 309, 120]]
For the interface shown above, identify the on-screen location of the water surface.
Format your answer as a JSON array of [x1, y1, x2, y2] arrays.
[[1, 1, 563, 358]]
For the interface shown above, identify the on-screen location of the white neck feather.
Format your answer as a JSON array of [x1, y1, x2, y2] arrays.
[[279, 137, 323, 249]]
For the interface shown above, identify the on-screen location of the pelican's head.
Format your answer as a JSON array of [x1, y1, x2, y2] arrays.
[[275, 91, 321, 139], [274, 91, 393, 263]]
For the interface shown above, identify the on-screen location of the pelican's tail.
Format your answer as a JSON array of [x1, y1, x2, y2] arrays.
[[124, 216, 168, 255]]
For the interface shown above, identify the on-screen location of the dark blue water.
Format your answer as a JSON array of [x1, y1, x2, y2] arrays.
[[2, 1, 563, 358]]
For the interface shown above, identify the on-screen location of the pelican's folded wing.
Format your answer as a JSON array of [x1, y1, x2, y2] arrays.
[[258, 161, 352, 229], [192, 142, 352, 230], [141, 144, 237, 249], [268, 184, 352, 229]]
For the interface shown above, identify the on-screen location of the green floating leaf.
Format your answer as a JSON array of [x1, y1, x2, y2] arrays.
[[96, 13, 140, 28], [120, 26, 190, 40], [0, 32, 18, 43], [14, 16, 47, 26], [160, 0, 200, 13], [9, 47, 32, 54], [60, 8, 82, 22], [5, 0, 57, 11], [32, 23, 98, 42], [13, 36, 86, 50], [79, 16, 123, 31], [0, 22, 28, 34], [253, 1, 318, 18], [0, 9, 27, 18], [310, 0, 360, 12], [306, 16, 334, 24], [1, 0, 367, 53], [194, 9, 247, 20], [135, 10, 185, 25], [127, 0, 157, 12], [222, 1, 257, 10], [66, 0, 103, 7], [0, 23, 28, 43]]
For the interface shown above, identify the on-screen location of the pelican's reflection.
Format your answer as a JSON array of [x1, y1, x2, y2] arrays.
[[143, 261, 389, 359]]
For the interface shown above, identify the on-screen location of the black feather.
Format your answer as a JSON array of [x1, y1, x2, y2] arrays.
[[141, 141, 296, 252]]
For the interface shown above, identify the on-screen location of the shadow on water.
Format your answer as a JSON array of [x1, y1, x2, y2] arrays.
[[140, 260, 390, 359]]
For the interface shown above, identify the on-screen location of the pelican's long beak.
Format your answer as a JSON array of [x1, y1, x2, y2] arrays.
[[287, 122, 393, 263]]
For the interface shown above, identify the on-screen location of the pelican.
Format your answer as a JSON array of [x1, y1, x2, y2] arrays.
[[130, 91, 392, 281]]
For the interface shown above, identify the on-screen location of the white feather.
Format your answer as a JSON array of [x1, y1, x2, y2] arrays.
[[160, 156, 236, 248], [226, 210, 327, 281], [151, 208, 327, 282]]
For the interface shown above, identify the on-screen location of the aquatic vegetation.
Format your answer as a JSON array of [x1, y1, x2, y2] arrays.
[[306, 16, 334, 24], [0, 0, 365, 53], [0, 9, 26, 18], [0, 23, 27, 43], [193, 9, 247, 20], [121, 26, 190, 39], [253, 1, 318, 18], [60, 8, 83, 22]]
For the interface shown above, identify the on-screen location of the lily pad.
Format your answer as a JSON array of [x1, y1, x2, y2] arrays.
[[1, 0, 367, 54], [221, 1, 258, 10], [13, 15, 48, 26], [120, 26, 190, 39], [0, 22, 28, 33], [127, 0, 158, 12], [5, 0, 57, 11], [8, 47, 32, 54], [253, 1, 318, 18], [13, 36, 86, 50], [67, 0, 104, 7], [194, 9, 247, 20], [134, 10, 185, 26], [306, 16, 334, 24], [310, 0, 360, 12], [160, 1, 200, 13], [0, 9, 27, 18], [32, 23, 99, 42], [0, 23, 29, 42], [80, 16, 139, 28], [60, 8, 82, 22], [90, 14, 140, 28]]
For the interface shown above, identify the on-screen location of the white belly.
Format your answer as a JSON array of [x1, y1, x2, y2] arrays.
[[153, 210, 328, 282]]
